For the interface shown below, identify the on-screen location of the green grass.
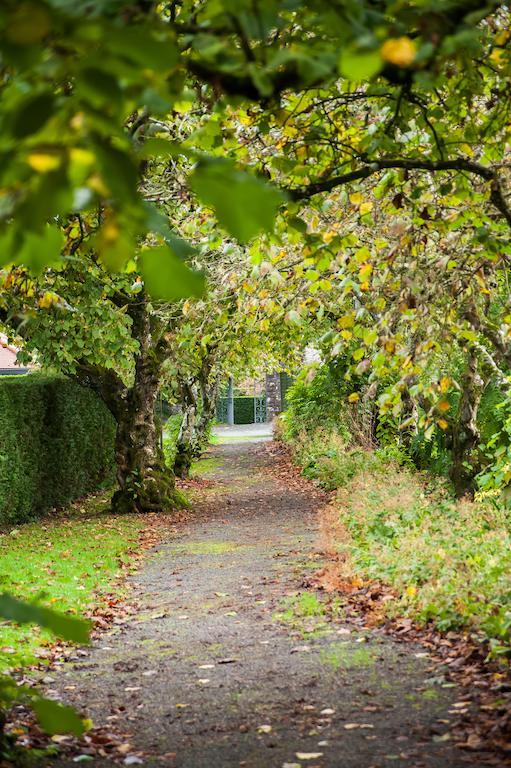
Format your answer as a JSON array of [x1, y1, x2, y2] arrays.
[[0, 492, 146, 672], [190, 457, 223, 476], [319, 642, 375, 670], [274, 592, 331, 637]]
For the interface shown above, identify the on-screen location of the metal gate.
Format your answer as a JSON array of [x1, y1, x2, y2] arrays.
[[254, 395, 267, 423]]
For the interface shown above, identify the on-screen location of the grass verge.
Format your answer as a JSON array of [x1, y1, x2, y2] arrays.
[[288, 429, 511, 661], [0, 492, 146, 673]]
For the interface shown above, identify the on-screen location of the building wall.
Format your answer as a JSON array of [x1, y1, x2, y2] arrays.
[[0, 342, 22, 369], [0, 336, 30, 375]]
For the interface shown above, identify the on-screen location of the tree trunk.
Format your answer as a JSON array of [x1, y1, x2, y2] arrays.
[[173, 355, 219, 479], [450, 353, 483, 497], [109, 295, 183, 514], [173, 379, 198, 479], [190, 375, 219, 459]]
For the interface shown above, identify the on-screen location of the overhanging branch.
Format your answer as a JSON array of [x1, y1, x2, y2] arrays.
[[286, 157, 511, 228]]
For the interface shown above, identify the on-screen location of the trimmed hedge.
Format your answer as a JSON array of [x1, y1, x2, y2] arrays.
[[0, 374, 116, 525], [234, 397, 256, 425]]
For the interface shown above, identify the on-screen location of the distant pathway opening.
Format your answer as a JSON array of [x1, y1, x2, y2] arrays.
[[212, 423, 274, 441]]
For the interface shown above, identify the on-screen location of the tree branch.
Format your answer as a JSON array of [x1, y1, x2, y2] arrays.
[[286, 156, 511, 227]]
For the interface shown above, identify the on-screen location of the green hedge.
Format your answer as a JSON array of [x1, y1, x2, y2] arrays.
[[0, 374, 116, 525], [234, 397, 256, 425]]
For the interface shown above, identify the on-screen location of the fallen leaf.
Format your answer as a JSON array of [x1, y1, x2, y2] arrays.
[[295, 752, 323, 760]]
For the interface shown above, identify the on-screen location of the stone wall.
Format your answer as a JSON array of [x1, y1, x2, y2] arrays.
[[265, 372, 282, 422]]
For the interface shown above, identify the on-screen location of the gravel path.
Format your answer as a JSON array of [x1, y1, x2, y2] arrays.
[[48, 441, 489, 768]]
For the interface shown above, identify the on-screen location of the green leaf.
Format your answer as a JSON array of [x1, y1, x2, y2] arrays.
[[143, 204, 196, 259], [11, 92, 55, 139], [189, 159, 284, 243], [0, 593, 90, 644], [32, 697, 86, 736], [140, 245, 205, 301], [76, 66, 122, 109], [339, 49, 382, 81], [17, 225, 65, 274], [94, 141, 138, 202], [107, 25, 179, 72], [138, 138, 184, 159]]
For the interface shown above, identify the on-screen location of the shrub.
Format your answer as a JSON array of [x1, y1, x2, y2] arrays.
[[281, 363, 351, 442], [289, 424, 511, 659], [0, 374, 115, 525], [291, 429, 375, 490]]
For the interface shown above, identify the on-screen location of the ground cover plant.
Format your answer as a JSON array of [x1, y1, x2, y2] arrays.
[[283, 422, 511, 661]]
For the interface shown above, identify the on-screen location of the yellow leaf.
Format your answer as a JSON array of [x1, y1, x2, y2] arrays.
[[27, 153, 61, 173], [322, 230, 336, 244], [380, 37, 416, 67], [490, 48, 505, 65], [359, 263, 373, 281], [38, 292, 58, 309], [495, 30, 510, 45], [350, 192, 363, 206], [338, 315, 354, 329], [340, 329, 353, 340], [437, 418, 449, 430], [359, 280, 370, 292], [359, 201, 373, 215], [439, 376, 451, 393], [70, 148, 95, 166], [348, 392, 360, 403]]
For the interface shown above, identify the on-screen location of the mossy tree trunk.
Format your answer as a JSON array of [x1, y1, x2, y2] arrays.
[[174, 378, 198, 479], [191, 374, 219, 456], [173, 351, 218, 479], [76, 293, 182, 514]]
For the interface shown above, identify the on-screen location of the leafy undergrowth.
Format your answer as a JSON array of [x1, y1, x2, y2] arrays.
[[0, 492, 146, 673], [288, 430, 511, 660]]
